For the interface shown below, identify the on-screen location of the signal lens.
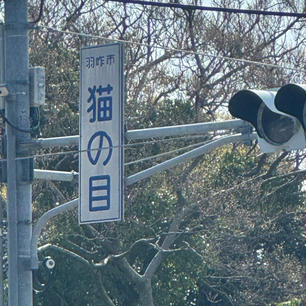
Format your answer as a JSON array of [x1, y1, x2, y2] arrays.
[[257, 103, 297, 145]]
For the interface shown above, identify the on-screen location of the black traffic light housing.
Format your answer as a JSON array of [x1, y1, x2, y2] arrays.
[[275, 84, 306, 130], [228, 85, 306, 153]]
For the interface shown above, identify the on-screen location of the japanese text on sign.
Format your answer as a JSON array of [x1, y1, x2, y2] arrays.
[[79, 43, 124, 224], [85, 54, 115, 69]]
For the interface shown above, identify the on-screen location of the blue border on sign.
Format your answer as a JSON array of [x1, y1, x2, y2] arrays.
[[79, 42, 124, 224]]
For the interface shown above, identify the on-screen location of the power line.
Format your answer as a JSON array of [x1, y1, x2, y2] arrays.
[[0, 137, 215, 166], [125, 139, 211, 166], [106, 0, 306, 18], [0, 133, 213, 162], [35, 25, 306, 74]]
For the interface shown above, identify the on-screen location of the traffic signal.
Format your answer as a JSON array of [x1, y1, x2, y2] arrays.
[[228, 84, 306, 153]]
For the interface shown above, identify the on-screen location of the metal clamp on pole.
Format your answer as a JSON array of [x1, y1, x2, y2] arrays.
[[18, 157, 34, 183], [0, 84, 8, 97], [0, 134, 34, 183], [0, 158, 34, 183]]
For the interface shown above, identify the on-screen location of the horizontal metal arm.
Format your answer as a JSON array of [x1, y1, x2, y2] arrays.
[[126, 133, 255, 185], [34, 169, 78, 182], [22, 119, 249, 150], [126, 119, 249, 140]]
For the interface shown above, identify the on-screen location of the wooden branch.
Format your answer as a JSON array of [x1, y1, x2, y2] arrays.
[[96, 271, 116, 306], [261, 169, 306, 185], [264, 176, 301, 199], [244, 154, 267, 177], [143, 198, 197, 280], [38, 243, 92, 267], [47, 181, 67, 203], [262, 151, 288, 179], [101, 238, 157, 265]]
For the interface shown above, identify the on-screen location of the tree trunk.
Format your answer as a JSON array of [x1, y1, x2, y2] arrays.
[[138, 279, 154, 306]]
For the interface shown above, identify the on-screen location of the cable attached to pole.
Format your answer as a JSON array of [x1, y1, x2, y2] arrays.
[[0, 109, 40, 134]]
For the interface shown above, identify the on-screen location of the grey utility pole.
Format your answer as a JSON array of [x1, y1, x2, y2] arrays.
[[5, 1, 32, 306], [0, 22, 4, 306]]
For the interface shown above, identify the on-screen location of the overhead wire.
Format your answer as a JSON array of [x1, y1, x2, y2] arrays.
[[125, 138, 212, 166], [0, 132, 224, 164], [106, 0, 306, 18], [34, 25, 306, 74], [0, 139, 211, 165]]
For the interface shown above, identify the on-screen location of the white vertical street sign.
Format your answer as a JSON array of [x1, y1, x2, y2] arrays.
[[79, 43, 124, 224]]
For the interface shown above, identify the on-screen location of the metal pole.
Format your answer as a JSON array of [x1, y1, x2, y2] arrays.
[[34, 169, 78, 182], [0, 23, 4, 306], [126, 133, 256, 185], [0, 197, 4, 306], [5, 1, 32, 306], [20, 119, 249, 150], [31, 199, 78, 269], [126, 119, 249, 140], [33, 134, 256, 184]]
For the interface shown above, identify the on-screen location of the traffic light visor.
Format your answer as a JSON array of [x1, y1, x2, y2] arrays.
[[228, 89, 271, 139], [275, 84, 306, 129]]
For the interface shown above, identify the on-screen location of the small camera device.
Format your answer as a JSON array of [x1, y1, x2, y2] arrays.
[[44, 257, 55, 270]]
